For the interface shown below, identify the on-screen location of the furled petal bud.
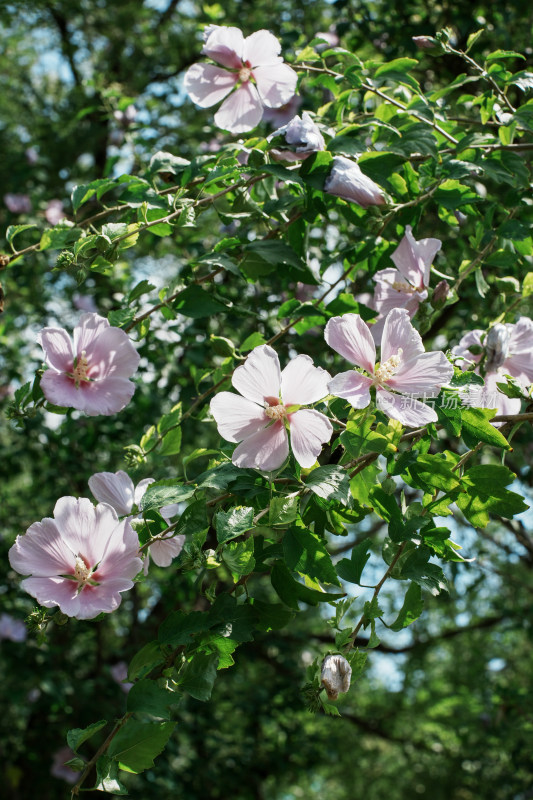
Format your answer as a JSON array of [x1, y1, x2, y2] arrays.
[[485, 323, 510, 372], [320, 654, 352, 700], [268, 112, 325, 162], [324, 157, 385, 208], [431, 279, 450, 309]]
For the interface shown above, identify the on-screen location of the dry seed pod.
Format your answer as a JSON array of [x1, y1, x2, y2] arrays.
[[320, 654, 352, 700]]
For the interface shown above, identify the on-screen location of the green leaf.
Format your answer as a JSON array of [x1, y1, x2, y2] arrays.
[[374, 57, 420, 91], [466, 29, 484, 52], [6, 224, 38, 249], [139, 481, 195, 512], [336, 538, 372, 585], [215, 506, 254, 544], [208, 595, 256, 642], [127, 680, 174, 719], [269, 495, 299, 526], [305, 466, 351, 505], [409, 454, 462, 493], [128, 279, 156, 304], [389, 582, 424, 631], [71, 179, 115, 212], [172, 285, 227, 318], [158, 610, 210, 647], [522, 272, 533, 298], [128, 641, 164, 681], [400, 547, 448, 596], [107, 720, 175, 773], [283, 527, 340, 586], [222, 538, 255, 580], [270, 561, 344, 609], [457, 465, 529, 527], [149, 150, 190, 175], [94, 756, 129, 795], [346, 649, 367, 682], [363, 596, 384, 621], [433, 180, 479, 208], [461, 407, 511, 449], [178, 652, 219, 701], [108, 308, 135, 328], [67, 719, 107, 752], [40, 224, 81, 251], [158, 426, 182, 456], [252, 599, 295, 631]]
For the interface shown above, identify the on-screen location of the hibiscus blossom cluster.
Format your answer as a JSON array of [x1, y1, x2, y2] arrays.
[[453, 318, 533, 415], [210, 308, 454, 471]]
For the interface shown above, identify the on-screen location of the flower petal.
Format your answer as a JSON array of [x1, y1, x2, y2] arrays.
[[88, 471, 135, 516], [391, 225, 441, 289], [281, 354, 331, 406], [9, 518, 75, 577], [79, 376, 136, 416], [243, 30, 282, 66], [377, 388, 437, 427], [327, 370, 373, 409], [289, 409, 333, 468], [214, 82, 264, 133], [505, 317, 533, 383], [232, 420, 289, 471], [37, 327, 73, 372], [53, 497, 118, 567], [134, 478, 155, 507], [20, 576, 81, 616], [150, 535, 185, 567], [184, 63, 238, 108], [83, 326, 140, 379], [372, 267, 427, 317], [202, 26, 244, 68], [72, 313, 110, 356], [40, 371, 82, 409], [387, 350, 454, 396], [451, 329, 483, 368], [380, 308, 425, 363], [324, 314, 376, 373], [253, 63, 298, 108], [210, 391, 269, 443], [324, 157, 385, 208], [232, 345, 282, 404]]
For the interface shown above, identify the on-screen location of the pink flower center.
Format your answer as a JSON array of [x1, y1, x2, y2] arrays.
[[391, 280, 416, 293], [373, 350, 402, 385], [73, 555, 91, 586], [264, 395, 286, 421], [239, 65, 252, 83], [70, 350, 90, 388]]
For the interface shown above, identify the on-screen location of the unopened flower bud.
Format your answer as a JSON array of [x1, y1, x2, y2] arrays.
[[0, 254, 9, 268], [485, 323, 510, 372], [321, 654, 352, 700], [268, 112, 325, 163], [412, 35, 436, 50], [431, 279, 450, 309], [325, 157, 385, 209]]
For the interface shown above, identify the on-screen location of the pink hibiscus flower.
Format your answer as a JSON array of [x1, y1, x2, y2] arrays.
[[210, 344, 333, 471], [325, 308, 454, 427], [452, 318, 533, 416], [88, 470, 184, 568], [37, 312, 140, 415], [370, 225, 442, 340], [324, 156, 385, 208], [184, 26, 298, 134], [8, 497, 142, 620]]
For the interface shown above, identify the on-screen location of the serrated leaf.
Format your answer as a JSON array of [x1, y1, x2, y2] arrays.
[[215, 506, 254, 544], [67, 720, 107, 752], [173, 285, 227, 318], [139, 481, 195, 512], [283, 527, 340, 586], [305, 465, 350, 505], [128, 641, 164, 681], [269, 495, 299, 526], [108, 720, 175, 774], [461, 407, 510, 449], [6, 224, 38, 249], [457, 465, 529, 527], [336, 538, 372, 585], [158, 610, 210, 647], [94, 756, 129, 795], [222, 537, 255, 580], [270, 561, 344, 608], [159, 426, 182, 456], [127, 680, 174, 719], [178, 653, 219, 701], [390, 582, 424, 631]]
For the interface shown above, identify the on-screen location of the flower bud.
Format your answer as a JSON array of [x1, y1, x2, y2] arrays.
[[412, 35, 436, 50], [268, 112, 326, 162], [431, 279, 450, 309], [485, 324, 510, 372], [320, 654, 352, 700], [324, 157, 385, 208]]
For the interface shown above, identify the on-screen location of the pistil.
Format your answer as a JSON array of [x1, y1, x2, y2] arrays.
[[373, 349, 403, 385]]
